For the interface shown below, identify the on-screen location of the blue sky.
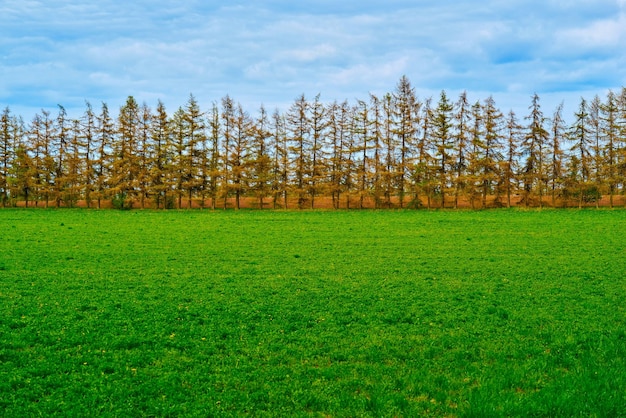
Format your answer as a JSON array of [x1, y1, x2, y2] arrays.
[[2, 0, 625, 121]]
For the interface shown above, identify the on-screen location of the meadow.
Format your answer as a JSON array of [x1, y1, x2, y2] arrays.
[[1, 208, 625, 417]]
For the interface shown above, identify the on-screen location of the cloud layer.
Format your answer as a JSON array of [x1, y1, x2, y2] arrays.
[[1, 0, 625, 120]]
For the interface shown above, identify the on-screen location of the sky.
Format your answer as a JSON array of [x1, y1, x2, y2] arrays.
[[1, 0, 625, 122]]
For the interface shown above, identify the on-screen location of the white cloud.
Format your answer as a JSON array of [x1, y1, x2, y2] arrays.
[[1, 0, 625, 121], [557, 13, 626, 47], [330, 57, 410, 87], [282, 44, 337, 62]]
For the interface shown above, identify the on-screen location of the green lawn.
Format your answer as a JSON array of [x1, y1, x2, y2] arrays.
[[1, 209, 625, 417]]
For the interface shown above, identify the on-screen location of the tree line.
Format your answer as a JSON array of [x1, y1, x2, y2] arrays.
[[1, 76, 626, 209]]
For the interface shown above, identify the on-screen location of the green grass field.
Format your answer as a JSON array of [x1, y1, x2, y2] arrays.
[[1, 209, 625, 417]]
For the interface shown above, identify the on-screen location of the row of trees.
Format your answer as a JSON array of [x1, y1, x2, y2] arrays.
[[2, 77, 626, 209]]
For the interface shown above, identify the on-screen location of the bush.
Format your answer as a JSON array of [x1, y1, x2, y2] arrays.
[[570, 186, 602, 203], [112, 192, 133, 210], [407, 197, 423, 209], [165, 195, 176, 209]]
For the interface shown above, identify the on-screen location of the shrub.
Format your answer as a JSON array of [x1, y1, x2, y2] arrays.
[[112, 192, 133, 210], [580, 186, 601, 203]]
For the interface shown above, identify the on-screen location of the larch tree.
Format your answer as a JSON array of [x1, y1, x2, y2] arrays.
[[112, 96, 141, 207], [250, 105, 273, 209], [37, 110, 56, 207], [452, 91, 471, 208], [170, 107, 187, 209], [568, 97, 594, 207], [600, 91, 620, 207], [380, 94, 397, 208], [330, 100, 354, 208], [309, 94, 328, 208], [52, 105, 71, 207], [286, 94, 310, 208], [197, 117, 210, 208], [94, 102, 114, 208], [271, 109, 289, 209], [207, 103, 221, 209], [229, 103, 252, 210], [478, 96, 504, 208], [588, 95, 603, 208], [549, 103, 566, 206], [136, 103, 152, 209], [503, 110, 521, 208], [342, 105, 357, 208], [0, 107, 12, 206], [415, 98, 435, 208], [81, 102, 97, 208], [617, 88, 626, 200], [26, 112, 45, 205], [353, 99, 372, 208], [150, 100, 172, 209], [182, 94, 205, 208], [220, 95, 235, 209], [432, 90, 454, 208], [65, 118, 84, 207], [1, 112, 28, 206], [327, 101, 346, 209], [522, 93, 549, 207], [465, 101, 483, 208], [179, 95, 206, 208], [13, 117, 27, 205], [11, 143, 35, 207], [369, 94, 384, 208], [392, 75, 419, 208]]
